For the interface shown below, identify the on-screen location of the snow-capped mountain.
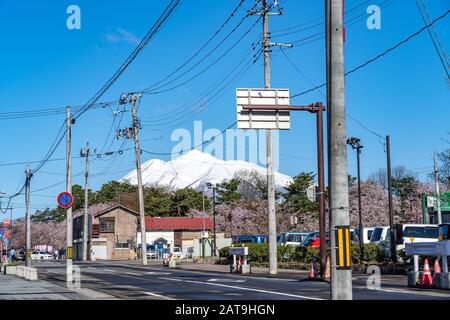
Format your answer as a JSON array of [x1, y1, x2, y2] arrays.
[[120, 150, 293, 190]]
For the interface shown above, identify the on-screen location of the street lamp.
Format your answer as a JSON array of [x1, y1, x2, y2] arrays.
[[206, 182, 219, 257], [347, 137, 364, 260]]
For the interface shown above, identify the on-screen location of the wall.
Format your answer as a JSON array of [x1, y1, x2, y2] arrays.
[[137, 231, 174, 246], [93, 207, 139, 260]]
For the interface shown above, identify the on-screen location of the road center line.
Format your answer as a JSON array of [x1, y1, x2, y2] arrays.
[[161, 277, 324, 300]]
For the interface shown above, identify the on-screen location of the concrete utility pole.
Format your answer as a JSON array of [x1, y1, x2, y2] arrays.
[[66, 106, 73, 281], [130, 94, 148, 266], [81, 142, 90, 261], [25, 164, 32, 267], [326, 0, 353, 300], [262, 0, 278, 276], [386, 135, 396, 263], [434, 157, 442, 225]]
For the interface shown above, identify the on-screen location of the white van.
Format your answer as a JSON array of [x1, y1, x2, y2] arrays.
[[370, 226, 390, 245], [354, 227, 375, 245], [379, 224, 439, 258]]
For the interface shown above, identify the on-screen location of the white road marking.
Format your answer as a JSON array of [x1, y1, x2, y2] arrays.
[[125, 272, 141, 276], [161, 277, 324, 300], [141, 291, 175, 300], [207, 278, 246, 283], [103, 268, 117, 273], [146, 271, 171, 275]]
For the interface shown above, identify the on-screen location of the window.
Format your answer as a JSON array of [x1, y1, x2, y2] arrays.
[[403, 226, 439, 239], [115, 242, 129, 249], [370, 228, 383, 242], [100, 218, 115, 233]]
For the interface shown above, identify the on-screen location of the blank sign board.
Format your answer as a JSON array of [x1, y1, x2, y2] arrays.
[[236, 88, 290, 130]]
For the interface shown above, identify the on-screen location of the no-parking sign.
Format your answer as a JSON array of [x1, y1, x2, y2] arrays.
[[57, 192, 73, 209]]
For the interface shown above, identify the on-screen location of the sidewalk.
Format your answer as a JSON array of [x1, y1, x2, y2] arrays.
[[176, 262, 311, 280], [0, 273, 91, 300]]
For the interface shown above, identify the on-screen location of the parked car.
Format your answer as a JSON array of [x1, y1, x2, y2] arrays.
[[171, 247, 185, 259], [370, 226, 390, 245], [31, 251, 53, 260], [308, 236, 330, 248], [353, 227, 375, 244], [278, 232, 311, 247], [379, 224, 439, 259]]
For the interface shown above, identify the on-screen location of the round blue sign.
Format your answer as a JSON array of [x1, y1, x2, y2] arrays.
[[57, 192, 73, 209]]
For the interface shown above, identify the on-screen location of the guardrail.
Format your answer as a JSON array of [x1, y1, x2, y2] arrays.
[[405, 241, 450, 290]]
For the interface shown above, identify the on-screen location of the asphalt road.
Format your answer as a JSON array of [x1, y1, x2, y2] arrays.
[[33, 260, 450, 300]]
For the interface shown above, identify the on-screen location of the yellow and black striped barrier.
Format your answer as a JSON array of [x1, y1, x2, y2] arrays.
[[336, 226, 351, 269]]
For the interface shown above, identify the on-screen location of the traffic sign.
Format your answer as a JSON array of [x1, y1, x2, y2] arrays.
[[236, 88, 291, 130], [57, 192, 73, 209]]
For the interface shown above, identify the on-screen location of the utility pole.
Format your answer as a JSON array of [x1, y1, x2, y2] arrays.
[[213, 186, 217, 257], [81, 142, 90, 261], [117, 93, 147, 265], [25, 165, 31, 267], [202, 186, 206, 258], [347, 137, 364, 260], [263, 0, 277, 276], [326, 0, 353, 299], [386, 135, 397, 263], [434, 157, 442, 224], [66, 106, 73, 282], [130, 94, 148, 266]]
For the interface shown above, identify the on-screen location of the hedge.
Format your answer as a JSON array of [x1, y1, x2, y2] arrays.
[[219, 243, 384, 265]]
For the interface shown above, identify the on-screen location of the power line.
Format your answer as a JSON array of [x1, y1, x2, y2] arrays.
[[142, 15, 262, 95], [290, 9, 450, 99], [26, 1, 181, 177], [414, 0, 450, 80], [142, 0, 249, 93], [141, 121, 238, 156], [73, 0, 182, 120]]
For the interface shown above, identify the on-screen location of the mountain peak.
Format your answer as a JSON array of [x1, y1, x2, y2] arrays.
[[121, 150, 292, 190]]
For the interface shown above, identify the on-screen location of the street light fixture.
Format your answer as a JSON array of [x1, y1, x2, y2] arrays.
[[347, 137, 364, 260], [206, 182, 219, 257]]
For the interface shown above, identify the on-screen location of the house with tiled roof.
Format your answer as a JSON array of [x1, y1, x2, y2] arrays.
[[138, 216, 213, 257]]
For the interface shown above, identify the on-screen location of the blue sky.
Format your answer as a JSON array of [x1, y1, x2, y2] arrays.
[[0, 0, 449, 219]]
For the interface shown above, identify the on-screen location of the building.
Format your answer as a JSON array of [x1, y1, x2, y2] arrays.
[[73, 203, 139, 260], [73, 203, 215, 260], [138, 216, 213, 254]]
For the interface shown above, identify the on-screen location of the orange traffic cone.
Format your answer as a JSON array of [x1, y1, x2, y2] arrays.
[[421, 258, 433, 286], [434, 259, 441, 274], [433, 258, 441, 287], [308, 258, 318, 279]]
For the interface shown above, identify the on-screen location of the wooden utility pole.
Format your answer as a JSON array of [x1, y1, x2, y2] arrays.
[[81, 142, 90, 261]]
